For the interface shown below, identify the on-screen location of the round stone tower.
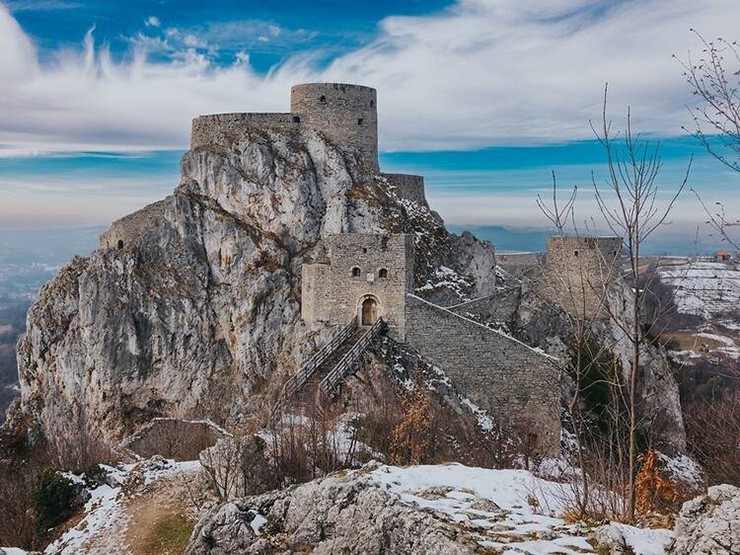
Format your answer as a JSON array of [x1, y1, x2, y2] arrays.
[[291, 83, 378, 171]]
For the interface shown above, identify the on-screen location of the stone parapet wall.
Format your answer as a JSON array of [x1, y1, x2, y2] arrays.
[[191, 113, 299, 148], [405, 294, 561, 455], [446, 287, 520, 324], [100, 200, 167, 250], [497, 252, 542, 279], [380, 173, 427, 206]]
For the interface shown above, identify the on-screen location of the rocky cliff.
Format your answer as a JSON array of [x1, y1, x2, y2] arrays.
[[12, 124, 496, 444]]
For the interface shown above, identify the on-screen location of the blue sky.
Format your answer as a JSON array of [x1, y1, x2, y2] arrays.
[[1, 0, 739, 251]]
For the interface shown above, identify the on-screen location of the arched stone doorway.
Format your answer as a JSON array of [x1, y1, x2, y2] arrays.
[[360, 296, 379, 326]]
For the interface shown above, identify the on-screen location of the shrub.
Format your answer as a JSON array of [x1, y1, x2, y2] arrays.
[[389, 388, 438, 464], [31, 469, 80, 531], [82, 463, 107, 488], [635, 450, 680, 516]]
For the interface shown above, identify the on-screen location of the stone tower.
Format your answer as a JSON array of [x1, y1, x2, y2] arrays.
[[291, 83, 379, 171], [540, 236, 623, 319]]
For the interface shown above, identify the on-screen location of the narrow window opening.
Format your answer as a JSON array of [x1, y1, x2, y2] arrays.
[[357, 118, 364, 125], [319, 95, 326, 104], [292, 115, 300, 123], [370, 100, 374, 107], [117, 239, 124, 250], [378, 268, 388, 278], [351, 267, 361, 277], [574, 250, 579, 257], [362, 247, 368, 254]]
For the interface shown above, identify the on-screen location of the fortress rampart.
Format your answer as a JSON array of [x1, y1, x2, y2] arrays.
[[446, 286, 521, 325], [100, 200, 166, 250], [190, 113, 299, 149], [380, 173, 427, 206], [405, 294, 561, 455], [190, 83, 379, 171]]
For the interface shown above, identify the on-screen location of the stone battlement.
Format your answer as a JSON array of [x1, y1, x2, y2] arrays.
[[100, 200, 167, 250], [380, 173, 427, 206], [191, 113, 299, 148]]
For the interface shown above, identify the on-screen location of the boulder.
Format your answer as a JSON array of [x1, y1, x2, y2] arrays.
[[668, 484, 740, 554], [186, 467, 477, 554], [591, 523, 627, 554]]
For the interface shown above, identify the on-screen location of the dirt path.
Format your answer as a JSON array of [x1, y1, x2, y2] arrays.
[[123, 472, 201, 555]]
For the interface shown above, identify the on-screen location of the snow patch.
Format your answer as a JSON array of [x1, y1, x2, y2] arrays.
[[367, 463, 673, 555]]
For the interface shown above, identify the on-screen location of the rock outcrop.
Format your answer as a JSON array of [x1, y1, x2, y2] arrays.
[[186, 466, 477, 555], [516, 267, 687, 453], [668, 484, 740, 555], [12, 124, 496, 444]]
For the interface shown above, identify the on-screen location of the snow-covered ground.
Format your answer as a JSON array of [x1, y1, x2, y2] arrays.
[[3, 460, 678, 554], [367, 463, 672, 555], [658, 258, 740, 320]]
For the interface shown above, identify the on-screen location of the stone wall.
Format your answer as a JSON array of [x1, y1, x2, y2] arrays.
[[537, 236, 623, 320], [446, 287, 521, 325], [497, 252, 542, 279], [405, 294, 561, 455], [190, 83, 378, 170], [191, 113, 300, 149], [380, 173, 428, 206], [291, 83, 378, 172], [99, 200, 167, 250], [302, 234, 413, 341]]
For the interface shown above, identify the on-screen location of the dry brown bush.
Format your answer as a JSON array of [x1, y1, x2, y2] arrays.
[[684, 389, 740, 486]]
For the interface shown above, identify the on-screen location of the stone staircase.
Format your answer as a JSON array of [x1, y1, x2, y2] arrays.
[[269, 318, 387, 425]]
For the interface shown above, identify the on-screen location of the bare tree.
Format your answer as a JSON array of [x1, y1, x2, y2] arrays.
[[591, 85, 692, 520], [537, 177, 630, 519], [677, 30, 740, 248]]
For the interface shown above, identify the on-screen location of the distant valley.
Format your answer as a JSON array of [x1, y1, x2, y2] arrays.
[[0, 226, 102, 421]]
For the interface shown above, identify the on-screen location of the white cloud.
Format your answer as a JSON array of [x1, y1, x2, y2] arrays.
[[0, 0, 739, 155], [145, 15, 160, 27]]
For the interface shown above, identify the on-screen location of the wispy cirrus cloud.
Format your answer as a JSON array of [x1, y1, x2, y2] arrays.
[[0, 0, 739, 156]]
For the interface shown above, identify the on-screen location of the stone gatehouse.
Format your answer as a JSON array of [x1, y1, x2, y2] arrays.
[[301, 234, 414, 341]]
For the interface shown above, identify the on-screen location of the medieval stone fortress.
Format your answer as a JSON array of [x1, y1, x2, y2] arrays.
[[188, 82, 622, 454], [94, 83, 633, 456]]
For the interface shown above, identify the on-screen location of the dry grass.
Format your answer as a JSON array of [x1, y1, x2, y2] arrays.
[[139, 513, 193, 555]]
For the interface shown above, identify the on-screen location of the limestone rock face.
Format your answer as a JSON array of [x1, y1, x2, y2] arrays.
[[668, 484, 740, 555], [13, 125, 495, 443], [186, 468, 477, 555]]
